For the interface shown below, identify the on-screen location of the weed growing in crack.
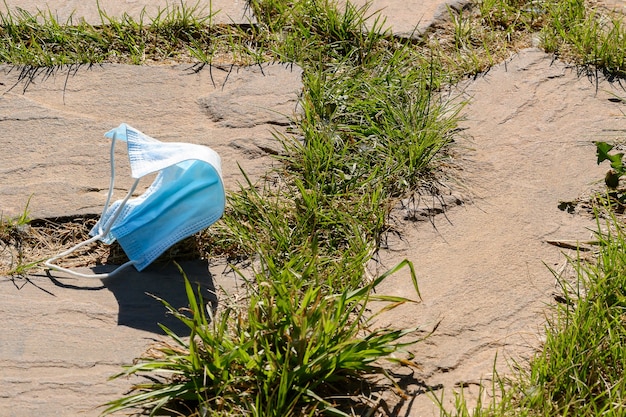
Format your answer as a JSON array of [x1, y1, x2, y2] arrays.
[[0, 196, 40, 276], [98, 1, 456, 415], [103, 258, 424, 417], [541, 0, 626, 76], [596, 141, 625, 189]]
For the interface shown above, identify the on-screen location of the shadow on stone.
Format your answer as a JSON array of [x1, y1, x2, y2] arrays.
[[104, 260, 216, 335], [48, 259, 216, 335]]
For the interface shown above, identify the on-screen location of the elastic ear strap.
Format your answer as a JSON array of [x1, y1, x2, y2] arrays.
[[44, 179, 140, 279], [99, 178, 140, 236], [97, 130, 119, 236], [44, 257, 137, 279]]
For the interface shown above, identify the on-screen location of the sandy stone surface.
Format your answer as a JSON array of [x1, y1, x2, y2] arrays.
[[0, 26, 301, 415], [3, 0, 626, 416], [342, 0, 470, 37], [0, 0, 254, 25], [373, 48, 626, 415], [598, 0, 626, 13], [1, 260, 237, 417], [0, 63, 302, 218]]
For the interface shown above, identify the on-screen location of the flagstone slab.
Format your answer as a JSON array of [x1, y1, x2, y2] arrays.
[[0, 0, 254, 25], [373, 48, 626, 415], [599, 0, 626, 13], [344, 0, 470, 38], [0, 62, 303, 219], [0, 259, 240, 417]]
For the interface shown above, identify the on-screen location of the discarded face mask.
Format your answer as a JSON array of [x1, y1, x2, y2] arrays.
[[45, 123, 225, 278]]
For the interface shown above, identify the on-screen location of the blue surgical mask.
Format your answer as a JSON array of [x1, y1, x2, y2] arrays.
[[45, 123, 225, 278]]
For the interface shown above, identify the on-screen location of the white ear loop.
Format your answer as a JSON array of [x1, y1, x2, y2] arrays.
[[44, 132, 139, 279]]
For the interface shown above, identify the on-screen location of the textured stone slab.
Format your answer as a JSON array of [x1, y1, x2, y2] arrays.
[[0, 0, 254, 25], [0, 63, 302, 219], [598, 0, 626, 13], [343, 0, 469, 38], [372, 48, 626, 415], [0, 259, 240, 417], [0, 60, 296, 416]]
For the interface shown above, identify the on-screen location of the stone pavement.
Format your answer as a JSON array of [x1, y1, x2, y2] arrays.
[[1, 261, 222, 417], [346, 0, 470, 37], [0, 1, 255, 25], [2, 1, 626, 417], [374, 48, 625, 414], [0, 1, 460, 221], [0, 63, 302, 218]]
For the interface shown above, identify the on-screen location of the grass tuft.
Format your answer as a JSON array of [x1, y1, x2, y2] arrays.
[[541, 0, 626, 77], [103, 258, 423, 416], [438, 197, 626, 416], [517, 203, 626, 415], [0, 196, 39, 276]]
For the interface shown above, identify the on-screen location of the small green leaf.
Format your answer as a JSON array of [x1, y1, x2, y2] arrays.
[[596, 141, 615, 164], [596, 142, 624, 173], [612, 153, 625, 172]]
